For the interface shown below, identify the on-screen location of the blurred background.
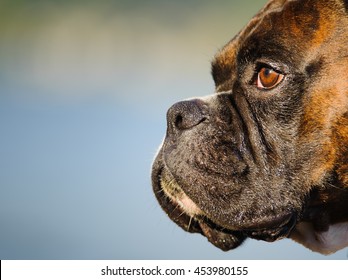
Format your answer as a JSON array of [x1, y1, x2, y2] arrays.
[[0, 0, 346, 259]]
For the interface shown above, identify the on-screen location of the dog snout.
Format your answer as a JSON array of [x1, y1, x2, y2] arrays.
[[166, 99, 208, 134]]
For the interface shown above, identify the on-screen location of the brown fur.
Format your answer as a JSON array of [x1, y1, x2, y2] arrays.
[[152, 0, 348, 254]]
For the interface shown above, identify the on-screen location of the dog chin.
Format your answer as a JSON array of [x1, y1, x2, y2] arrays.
[[153, 164, 297, 250], [152, 164, 246, 250]]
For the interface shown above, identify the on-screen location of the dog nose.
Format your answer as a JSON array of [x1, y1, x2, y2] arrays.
[[166, 99, 207, 133]]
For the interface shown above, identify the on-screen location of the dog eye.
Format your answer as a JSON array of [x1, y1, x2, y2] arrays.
[[257, 67, 284, 90]]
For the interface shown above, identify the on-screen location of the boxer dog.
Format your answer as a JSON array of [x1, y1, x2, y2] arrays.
[[151, 0, 348, 255]]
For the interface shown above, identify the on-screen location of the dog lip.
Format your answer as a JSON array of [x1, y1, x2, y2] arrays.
[[243, 212, 294, 230], [198, 219, 245, 251], [244, 212, 297, 242], [152, 165, 202, 234], [152, 164, 246, 250], [152, 161, 296, 247]]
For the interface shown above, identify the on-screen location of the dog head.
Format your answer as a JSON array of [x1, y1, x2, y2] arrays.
[[152, 0, 348, 253]]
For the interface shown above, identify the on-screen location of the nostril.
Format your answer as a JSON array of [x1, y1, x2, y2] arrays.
[[166, 99, 208, 133], [175, 115, 184, 130]]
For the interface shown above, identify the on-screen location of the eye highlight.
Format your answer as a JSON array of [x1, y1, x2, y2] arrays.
[[257, 67, 284, 90]]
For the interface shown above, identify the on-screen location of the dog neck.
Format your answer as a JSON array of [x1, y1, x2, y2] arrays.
[[290, 183, 348, 254], [304, 183, 348, 227]]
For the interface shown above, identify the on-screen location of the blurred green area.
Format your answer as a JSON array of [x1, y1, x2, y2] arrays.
[[0, 0, 266, 103], [0, 0, 264, 35]]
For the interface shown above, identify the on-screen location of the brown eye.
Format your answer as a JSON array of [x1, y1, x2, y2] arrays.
[[257, 67, 284, 89]]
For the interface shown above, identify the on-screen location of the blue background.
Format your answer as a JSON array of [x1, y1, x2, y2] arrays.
[[0, 0, 347, 259]]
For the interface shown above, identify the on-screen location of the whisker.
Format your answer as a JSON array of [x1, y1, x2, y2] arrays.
[[187, 216, 193, 231]]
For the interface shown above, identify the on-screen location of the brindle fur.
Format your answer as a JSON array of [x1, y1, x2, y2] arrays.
[[152, 0, 348, 254]]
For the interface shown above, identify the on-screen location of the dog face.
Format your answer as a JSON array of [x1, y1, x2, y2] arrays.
[[152, 0, 348, 253]]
